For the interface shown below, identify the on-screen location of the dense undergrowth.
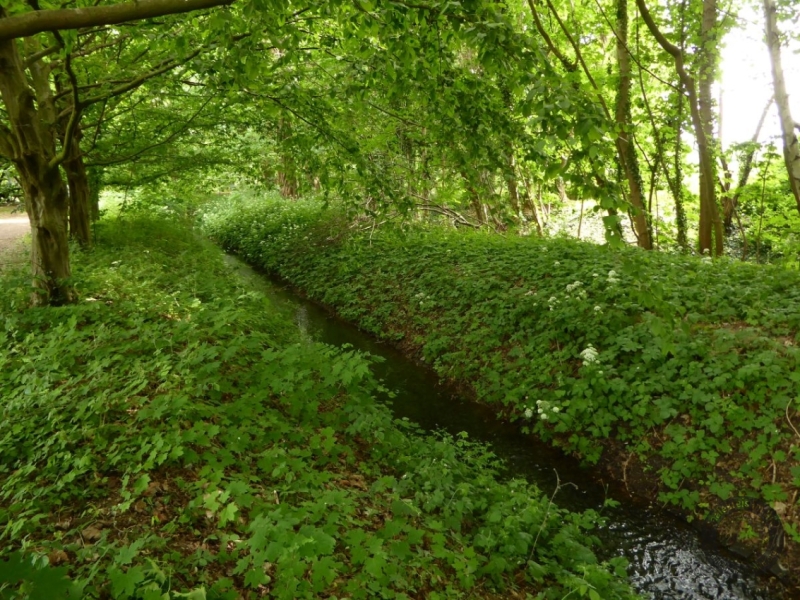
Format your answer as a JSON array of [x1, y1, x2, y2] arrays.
[[202, 193, 800, 579], [0, 215, 637, 599]]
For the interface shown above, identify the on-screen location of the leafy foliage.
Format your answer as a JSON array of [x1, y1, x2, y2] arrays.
[[202, 193, 800, 529], [0, 215, 637, 599]]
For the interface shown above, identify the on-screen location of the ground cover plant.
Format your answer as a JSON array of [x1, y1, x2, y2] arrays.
[[0, 215, 638, 600], [202, 193, 800, 585]]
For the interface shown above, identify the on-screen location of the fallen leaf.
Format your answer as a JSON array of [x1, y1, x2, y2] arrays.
[[48, 549, 69, 565], [81, 525, 103, 542]]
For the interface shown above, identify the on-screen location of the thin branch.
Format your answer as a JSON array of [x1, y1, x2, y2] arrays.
[[77, 32, 248, 110], [86, 95, 212, 166], [542, 0, 611, 119], [526, 0, 577, 72], [365, 100, 422, 127], [48, 35, 82, 171], [591, 0, 680, 92], [23, 43, 58, 66], [86, 98, 108, 154]]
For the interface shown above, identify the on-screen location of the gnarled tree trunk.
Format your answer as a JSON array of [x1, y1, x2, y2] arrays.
[[0, 23, 74, 305]]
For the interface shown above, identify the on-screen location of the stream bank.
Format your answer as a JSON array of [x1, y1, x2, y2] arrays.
[[225, 253, 783, 600], [202, 193, 800, 596], [1, 216, 642, 599]]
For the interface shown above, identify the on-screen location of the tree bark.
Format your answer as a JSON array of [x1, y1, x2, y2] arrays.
[[276, 119, 299, 199], [0, 23, 74, 305], [505, 147, 521, 218], [763, 0, 800, 213], [65, 136, 92, 247], [697, 0, 723, 256], [615, 0, 652, 249]]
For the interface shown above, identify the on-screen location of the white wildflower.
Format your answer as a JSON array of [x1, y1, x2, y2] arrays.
[[554, 261, 560, 266], [607, 269, 620, 284], [552, 406, 560, 413], [594, 305, 602, 313], [541, 413, 549, 420], [580, 344, 599, 366], [565, 280, 582, 293], [524, 408, 533, 419]]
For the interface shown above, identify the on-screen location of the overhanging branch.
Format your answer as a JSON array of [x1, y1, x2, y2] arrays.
[[0, 0, 235, 41]]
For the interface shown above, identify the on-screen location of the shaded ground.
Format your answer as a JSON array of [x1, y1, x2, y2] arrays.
[[0, 215, 29, 269]]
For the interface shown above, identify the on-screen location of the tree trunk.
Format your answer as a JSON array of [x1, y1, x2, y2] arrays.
[[89, 167, 102, 222], [276, 119, 299, 199], [506, 153, 521, 218], [763, 0, 800, 213], [673, 84, 689, 249], [721, 97, 771, 231], [697, 0, 723, 255], [615, 0, 652, 249], [64, 130, 92, 247], [0, 22, 75, 305]]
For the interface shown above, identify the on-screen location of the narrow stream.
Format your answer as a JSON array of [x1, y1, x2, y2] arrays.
[[226, 255, 782, 600]]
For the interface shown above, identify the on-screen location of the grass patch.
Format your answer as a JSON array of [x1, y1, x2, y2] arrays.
[[0, 215, 636, 599]]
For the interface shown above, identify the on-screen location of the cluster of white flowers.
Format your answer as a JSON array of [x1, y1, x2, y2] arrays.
[[607, 269, 620, 284], [553, 260, 561, 266], [548, 296, 560, 310], [593, 305, 603, 313], [565, 280, 587, 300], [524, 289, 536, 296], [535, 399, 560, 420], [580, 344, 599, 366], [701, 256, 713, 264]]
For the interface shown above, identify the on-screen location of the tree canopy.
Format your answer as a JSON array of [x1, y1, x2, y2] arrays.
[[1, 0, 799, 304]]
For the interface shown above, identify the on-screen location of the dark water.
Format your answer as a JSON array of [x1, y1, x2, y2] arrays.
[[226, 255, 782, 600]]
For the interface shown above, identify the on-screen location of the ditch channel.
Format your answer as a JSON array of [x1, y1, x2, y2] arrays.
[[225, 254, 786, 600]]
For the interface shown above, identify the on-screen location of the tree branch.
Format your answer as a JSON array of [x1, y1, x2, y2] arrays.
[[526, 0, 577, 72], [86, 95, 212, 166], [49, 34, 82, 170], [542, 0, 611, 119], [23, 44, 58, 66], [0, 0, 235, 41]]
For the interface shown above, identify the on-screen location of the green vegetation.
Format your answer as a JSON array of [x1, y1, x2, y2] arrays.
[[0, 216, 637, 600], [203, 194, 800, 552], [3, 0, 800, 593]]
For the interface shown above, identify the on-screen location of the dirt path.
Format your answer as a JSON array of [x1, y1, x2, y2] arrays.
[[0, 215, 30, 270]]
